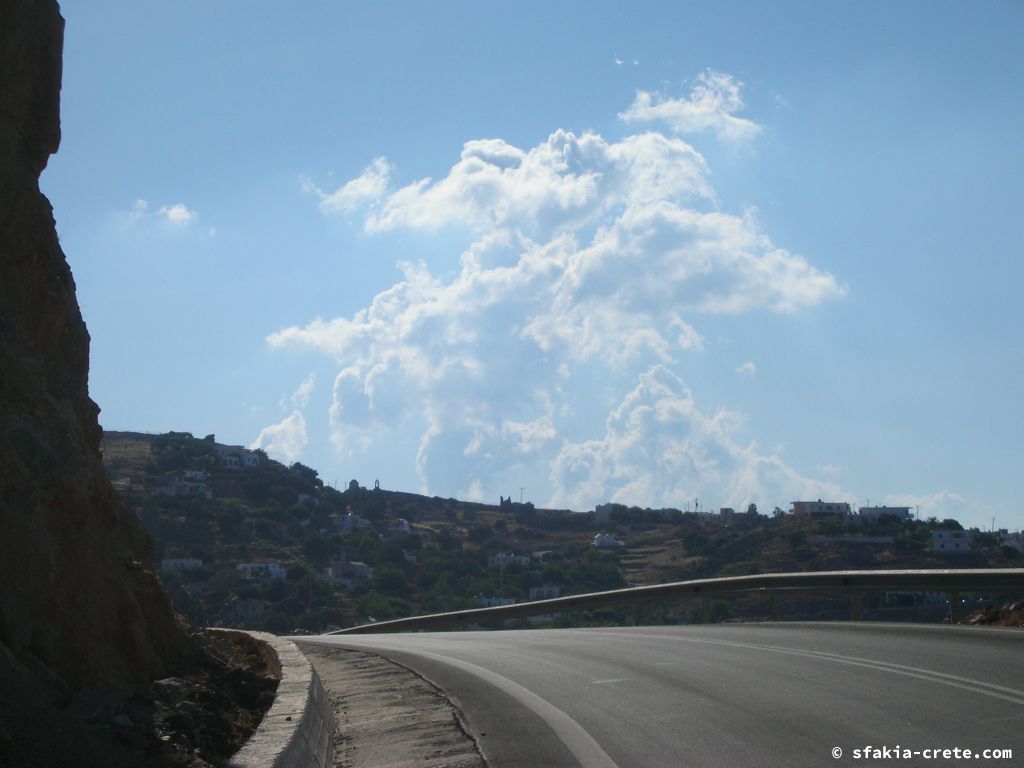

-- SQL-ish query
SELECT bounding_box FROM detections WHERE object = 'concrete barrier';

[212,629,335,768]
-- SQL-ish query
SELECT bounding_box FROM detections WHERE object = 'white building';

[790,500,852,517]
[348,562,374,581]
[998,530,1024,551]
[160,473,212,499]
[389,518,412,534]
[932,530,972,554]
[161,558,203,574]
[592,533,625,549]
[858,506,912,521]
[594,503,615,525]
[215,443,261,469]
[321,560,374,587]
[236,562,289,581]
[336,513,370,533]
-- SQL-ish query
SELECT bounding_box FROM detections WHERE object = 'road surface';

[300,623,1023,767]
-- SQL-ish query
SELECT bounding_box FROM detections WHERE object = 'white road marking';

[325,641,621,768]
[619,631,1024,706]
[591,678,628,684]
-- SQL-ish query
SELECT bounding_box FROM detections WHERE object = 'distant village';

[594,498,1023,556]
[103,432,1023,632]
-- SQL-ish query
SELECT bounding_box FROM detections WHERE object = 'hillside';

[103,431,1021,632]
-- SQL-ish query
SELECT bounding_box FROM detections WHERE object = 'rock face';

[0,0,196,705]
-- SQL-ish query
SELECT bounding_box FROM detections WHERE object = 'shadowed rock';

[0,0,197,707]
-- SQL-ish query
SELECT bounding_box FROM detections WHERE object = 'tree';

[290,462,323,488]
[303,536,336,568]
[373,566,411,597]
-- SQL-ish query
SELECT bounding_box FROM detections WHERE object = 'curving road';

[301,623,1024,767]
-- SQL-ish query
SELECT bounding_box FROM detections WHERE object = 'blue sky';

[45,1,1024,530]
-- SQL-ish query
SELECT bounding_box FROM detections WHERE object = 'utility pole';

[520,487,524,503]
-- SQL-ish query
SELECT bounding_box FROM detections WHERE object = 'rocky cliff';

[0,0,197,707]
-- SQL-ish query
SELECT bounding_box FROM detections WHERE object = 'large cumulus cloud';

[273,81,846,508]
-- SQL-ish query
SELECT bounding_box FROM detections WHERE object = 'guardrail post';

[769,591,778,622]
[948,591,961,623]
[850,590,862,621]
[575,609,582,628]
[700,594,711,624]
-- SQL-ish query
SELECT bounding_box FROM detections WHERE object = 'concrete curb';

[211,630,335,768]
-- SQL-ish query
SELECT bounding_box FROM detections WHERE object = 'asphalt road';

[300,623,1024,767]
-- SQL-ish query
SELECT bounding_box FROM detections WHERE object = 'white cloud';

[126,199,199,227]
[816,463,844,477]
[549,366,845,510]
[620,70,762,142]
[308,131,716,237]
[272,94,843,505]
[306,157,391,213]
[736,361,757,377]
[462,479,487,503]
[291,372,316,409]
[158,203,198,225]
[127,199,152,222]
[251,411,308,464]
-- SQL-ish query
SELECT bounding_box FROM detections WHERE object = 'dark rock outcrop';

[0,0,197,706]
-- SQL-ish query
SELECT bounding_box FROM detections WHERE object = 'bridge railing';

[327,568,1024,634]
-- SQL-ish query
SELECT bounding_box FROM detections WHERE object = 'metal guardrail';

[328,569,1024,634]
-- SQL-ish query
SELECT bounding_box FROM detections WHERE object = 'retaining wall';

[213,629,335,768]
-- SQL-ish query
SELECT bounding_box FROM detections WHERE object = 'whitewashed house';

[488,552,530,568]
[592,533,625,549]
[858,506,912,522]
[336,513,371,533]
[932,530,972,554]
[236,562,288,581]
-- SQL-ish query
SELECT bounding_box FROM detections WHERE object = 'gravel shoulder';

[296,642,486,768]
